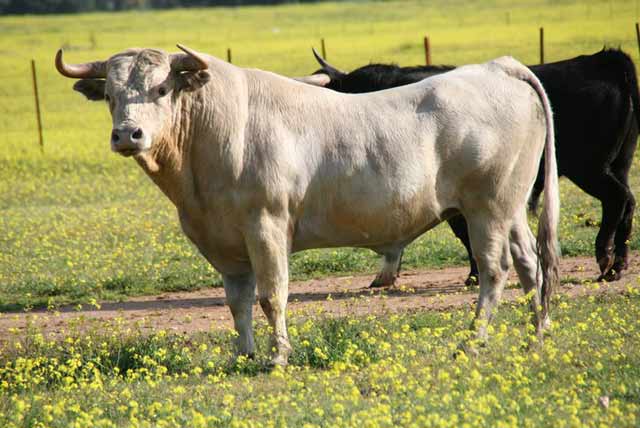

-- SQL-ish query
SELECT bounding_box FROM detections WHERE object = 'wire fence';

[11,22,640,153]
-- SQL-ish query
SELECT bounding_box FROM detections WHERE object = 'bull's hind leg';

[466,216,512,343]
[244,215,292,367]
[370,250,403,288]
[223,272,257,357]
[509,209,550,332]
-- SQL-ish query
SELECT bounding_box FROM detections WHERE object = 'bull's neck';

[132,94,203,206]
[134,69,246,208]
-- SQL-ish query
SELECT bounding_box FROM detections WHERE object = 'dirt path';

[1,253,638,337]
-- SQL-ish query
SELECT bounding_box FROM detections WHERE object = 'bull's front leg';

[244,214,292,367]
[222,272,256,358]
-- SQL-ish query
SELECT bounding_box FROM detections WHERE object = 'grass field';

[0,0,639,309]
[1,1,640,426]
[0,1,640,310]
[1,291,639,427]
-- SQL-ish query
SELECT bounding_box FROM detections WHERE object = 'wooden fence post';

[424,36,431,66]
[31,59,44,153]
[227,48,232,63]
[539,27,544,64]
[635,22,640,60]
[321,38,327,59]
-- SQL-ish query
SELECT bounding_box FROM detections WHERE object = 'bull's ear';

[73,79,106,101]
[293,73,330,87]
[177,70,211,92]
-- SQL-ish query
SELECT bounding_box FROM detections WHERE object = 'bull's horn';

[55,48,106,79]
[173,44,209,71]
[312,47,345,77]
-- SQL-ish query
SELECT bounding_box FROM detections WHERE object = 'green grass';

[1,291,639,427]
[1,0,640,309]
[2,3,639,424]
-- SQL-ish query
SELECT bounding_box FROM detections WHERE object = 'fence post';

[539,27,544,64]
[636,22,640,60]
[31,59,44,153]
[424,36,431,66]
[227,48,232,63]
[321,38,327,59]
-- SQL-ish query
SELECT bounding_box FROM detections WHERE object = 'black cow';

[302,48,640,284]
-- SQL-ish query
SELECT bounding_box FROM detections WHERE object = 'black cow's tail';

[606,48,640,129]
[622,51,640,129]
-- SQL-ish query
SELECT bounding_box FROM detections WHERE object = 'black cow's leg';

[610,195,635,279]
[396,250,404,277]
[447,215,479,286]
[609,123,639,280]
[527,165,545,213]
[595,177,629,281]
[575,172,630,281]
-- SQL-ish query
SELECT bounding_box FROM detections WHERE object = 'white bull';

[56,45,559,366]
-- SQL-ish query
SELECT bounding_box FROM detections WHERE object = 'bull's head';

[56,44,211,157]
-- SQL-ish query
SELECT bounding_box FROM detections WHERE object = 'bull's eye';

[158,87,167,97]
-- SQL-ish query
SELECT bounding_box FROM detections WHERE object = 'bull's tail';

[520,67,560,326]
[494,56,560,326]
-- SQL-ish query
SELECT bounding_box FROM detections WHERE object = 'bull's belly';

[291,202,443,253]
[290,166,450,252]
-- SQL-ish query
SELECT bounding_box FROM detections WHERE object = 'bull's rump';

[287,64,546,252]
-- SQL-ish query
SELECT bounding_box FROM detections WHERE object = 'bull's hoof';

[521,330,545,352]
[234,352,255,360]
[228,352,255,370]
[268,341,292,368]
[369,274,396,288]
[541,314,552,331]
[269,353,289,368]
[464,274,479,287]
[453,341,480,360]
[234,340,256,361]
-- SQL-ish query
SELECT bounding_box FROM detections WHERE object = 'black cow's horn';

[55,49,107,79]
[312,47,345,77]
[173,44,209,72]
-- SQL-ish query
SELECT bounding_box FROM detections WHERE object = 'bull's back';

[418,62,545,185]
[290,62,545,250]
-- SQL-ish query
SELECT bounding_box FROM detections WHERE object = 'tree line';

[1,0,325,15]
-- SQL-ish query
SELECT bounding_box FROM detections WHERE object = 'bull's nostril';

[131,128,143,140]
[111,131,120,142]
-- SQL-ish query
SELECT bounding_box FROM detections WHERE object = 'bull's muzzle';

[111,126,146,156]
